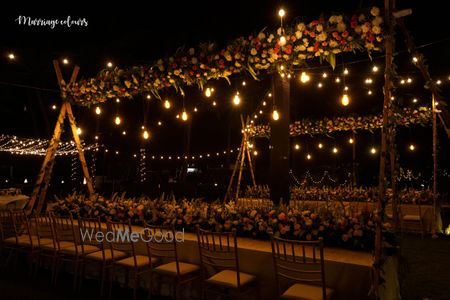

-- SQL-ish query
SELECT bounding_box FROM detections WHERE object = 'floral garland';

[247,106,432,138]
[50,192,395,251]
[62,7,383,106]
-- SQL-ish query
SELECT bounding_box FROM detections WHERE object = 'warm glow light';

[412,56,418,63]
[95,135,98,140]
[365,78,373,84]
[146,94,151,100]
[335,77,341,83]
[268,93,272,97]
[279,36,287,46]
[205,87,212,97]
[233,92,241,106]
[322,72,327,78]
[24,178,28,183]
[372,65,379,72]
[122,131,126,135]
[341,94,350,106]
[107,61,113,68]
[413,98,418,103]
[272,108,280,121]
[436,80,442,85]
[332,147,338,154]
[8,53,15,60]
[115,116,121,125]
[370,147,377,154]
[343,68,349,75]
[95,106,101,115]
[77,127,82,135]
[141,125,145,130]
[143,130,149,140]
[306,154,311,160]
[344,86,349,91]
[181,110,188,121]
[407,78,412,83]
[300,72,310,83]
[212,101,217,106]
[368,90,373,95]
[116,98,120,103]
[400,79,405,85]
[164,99,171,109]
[295,144,300,150]
[409,144,415,151]
[259,110,263,114]
[349,138,354,144]
[194,107,198,112]
[62,58,69,64]
[176,114,180,119]
[318,83,323,88]
[52,104,57,110]
[318,143,323,149]
[278,8,285,17]
[253,150,258,156]
[262,101,267,106]
[158,121,162,126]
[242,81,246,86]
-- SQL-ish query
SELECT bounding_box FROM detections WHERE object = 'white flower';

[316,32,327,42]
[296,23,306,32]
[251,48,257,55]
[370,7,380,16]
[316,24,323,32]
[189,48,195,55]
[277,27,283,35]
[372,26,381,34]
[268,34,274,43]
[302,38,309,46]
[329,40,338,48]
[295,31,303,39]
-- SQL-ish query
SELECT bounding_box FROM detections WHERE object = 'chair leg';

[133,273,139,300]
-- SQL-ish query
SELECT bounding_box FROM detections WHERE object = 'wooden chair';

[400,204,424,238]
[0,208,15,265]
[270,236,334,300]
[196,226,259,300]
[106,219,154,300]
[143,222,200,299]
[31,213,58,279]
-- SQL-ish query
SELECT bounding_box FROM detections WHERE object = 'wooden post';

[235,144,247,200]
[224,137,245,202]
[241,115,256,188]
[432,95,438,237]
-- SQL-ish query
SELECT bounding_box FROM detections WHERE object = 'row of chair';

[0,208,333,300]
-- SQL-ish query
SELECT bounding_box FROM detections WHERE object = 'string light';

[205,87,212,97]
[372,65,379,72]
[122,131,126,135]
[370,147,377,154]
[115,116,121,125]
[365,78,373,84]
[368,90,373,95]
[332,147,338,154]
[412,56,419,63]
[259,110,263,114]
[295,144,300,150]
[212,101,217,106]
[343,68,349,75]
[62,58,69,65]
[146,94,151,100]
[317,83,323,88]
[268,93,272,97]
[279,35,287,46]
[335,77,341,83]
[409,144,415,151]
[341,93,350,106]
[300,72,310,83]
[272,107,280,121]
[107,61,113,68]
[194,107,198,112]
[436,79,442,85]
[76,127,82,135]
[95,135,99,140]
[233,92,241,106]
[253,150,258,156]
[95,106,101,115]
[181,110,189,121]
[262,101,267,106]
[407,78,412,83]
[242,81,246,86]
[52,104,57,110]
[306,154,312,160]
[8,53,15,60]
[349,138,354,144]
[278,8,285,17]
[322,72,327,78]
[412,98,418,103]
[116,98,120,103]
[164,99,171,109]
[157,121,162,126]
[318,143,323,149]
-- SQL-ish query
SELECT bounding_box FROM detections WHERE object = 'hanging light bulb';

[95,106,101,115]
[212,101,217,106]
[332,147,338,154]
[300,72,310,83]
[107,61,113,68]
[372,65,379,72]
[164,99,171,109]
[318,143,323,149]
[8,53,15,60]
[306,154,312,160]
[182,110,188,121]
[279,35,287,46]
[62,58,69,64]
[278,8,285,17]
[143,130,149,140]
[349,138,354,144]
[343,68,349,75]
[409,144,415,151]
[116,98,120,103]
[205,87,212,97]
[77,127,82,135]
[370,147,377,154]
[295,144,300,150]
[233,92,241,106]
[115,116,121,125]
[322,72,328,78]
[341,93,350,106]
[272,107,280,121]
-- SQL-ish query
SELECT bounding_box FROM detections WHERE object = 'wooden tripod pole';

[241,115,256,187]
[224,137,245,202]
[235,142,247,201]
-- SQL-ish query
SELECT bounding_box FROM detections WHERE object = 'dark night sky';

[0,0,449,194]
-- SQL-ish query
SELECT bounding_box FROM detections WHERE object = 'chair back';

[52,214,77,251]
[106,219,137,263]
[78,216,104,254]
[10,209,32,245]
[33,213,56,248]
[143,222,178,270]
[271,236,327,300]
[196,226,241,285]
[0,209,14,242]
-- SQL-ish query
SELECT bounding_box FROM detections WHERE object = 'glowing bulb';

[306,154,312,160]
[413,98,418,103]
[278,8,285,17]
[233,93,241,106]
[368,90,373,95]
[343,68,349,75]
[318,83,323,88]
[143,130,149,140]
[83,178,87,185]
[24,178,28,183]
[115,116,121,125]
[176,114,180,119]
[122,131,126,135]
[268,93,272,97]
[365,78,373,84]
[412,56,418,63]
[52,105,57,110]
[146,94,151,99]
[141,125,145,130]
[295,144,300,150]
[372,65,379,72]
[253,150,258,156]
[272,109,280,121]
[344,86,349,91]
[300,72,310,83]
[107,61,113,68]
[212,101,217,106]
[322,72,328,78]
[437,80,442,85]
[182,110,188,121]
[409,144,415,151]
[332,147,338,153]
[279,36,287,46]
[164,99,171,109]
[8,53,15,60]
[349,138,354,144]
[158,121,162,126]
[259,110,263,114]
[205,87,212,97]
[341,94,350,106]
[407,78,412,83]
[95,106,101,115]
[242,81,246,86]
[77,127,82,135]
[194,107,198,112]
[116,98,120,103]
[400,79,405,85]
[371,147,377,154]
[95,135,98,140]
[335,77,341,83]
[62,58,69,64]
[318,143,323,149]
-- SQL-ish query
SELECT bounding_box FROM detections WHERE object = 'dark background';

[0,0,449,200]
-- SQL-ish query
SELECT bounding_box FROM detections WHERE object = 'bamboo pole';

[224,135,245,202]
[241,115,256,187]
[235,142,247,200]
[26,103,67,213]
